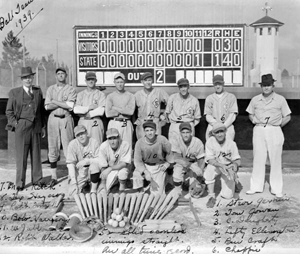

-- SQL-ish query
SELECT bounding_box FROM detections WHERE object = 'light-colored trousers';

[250,125,284,195]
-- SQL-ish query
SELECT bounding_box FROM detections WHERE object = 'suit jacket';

[5,86,45,133]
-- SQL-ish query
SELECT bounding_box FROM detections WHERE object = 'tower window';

[260,28,263,35]
[268,27,272,35]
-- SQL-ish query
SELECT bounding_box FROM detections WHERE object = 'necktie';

[29,88,33,99]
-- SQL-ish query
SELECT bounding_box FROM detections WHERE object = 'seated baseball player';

[66,125,100,197]
[97,128,132,192]
[133,121,172,194]
[172,122,206,198]
[204,122,241,208]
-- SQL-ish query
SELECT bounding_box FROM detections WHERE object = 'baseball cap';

[213,75,224,85]
[179,122,192,132]
[143,120,156,130]
[177,78,189,86]
[85,72,97,79]
[74,125,87,136]
[106,128,119,138]
[141,72,153,80]
[211,122,226,133]
[114,72,125,80]
[56,67,67,74]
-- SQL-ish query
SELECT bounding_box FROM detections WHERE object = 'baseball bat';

[149,192,166,219]
[128,193,137,222]
[79,193,90,217]
[135,193,149,223]
[118,192,126,212]
[145,193,160,219]
[154,192,173,219]
[52,194,65,207]
[73,193,86,219]
[123,193,132,217]
[139,193,154,223]
[113,193,119,213]
[131,192,144,223]
[189,197,201,227]
[108,193,114,219]
[85,193,94,216]
[97,193,103,221]
[91,193,98,218]
[144,219,177,224]
[158,193,180,219]
[102,190,108,224]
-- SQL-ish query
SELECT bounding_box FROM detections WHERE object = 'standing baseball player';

[105,73,135,148]
[204,74,238,141]
[246,74,291,198]
[96,128,132,192]
[165,78,201,147]
[134,72,169,139]
[133,121,172,194]
[66,125,100,196]
[74,72,106,144]
[45,67,77,187]
[172,122,205,198]
[204,122,241,208]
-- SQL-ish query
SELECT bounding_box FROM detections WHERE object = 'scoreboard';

[74,25,244,86]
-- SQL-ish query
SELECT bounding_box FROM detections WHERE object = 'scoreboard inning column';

[75,25,244,86]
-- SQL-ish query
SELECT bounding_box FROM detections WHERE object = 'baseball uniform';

[105,91,135,147]
[75,89,106,144]
[134,88,169,139]
[204,136,241,199]
[165,93,201,147]
[97,139,132,189]
[134,135,172,194]
[204,91,238,140]
[66,137,100,196]
[45,84,77,163]
[172,136,205,183]
[246,92,291,195]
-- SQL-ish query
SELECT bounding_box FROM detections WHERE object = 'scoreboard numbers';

[75,26,244,86]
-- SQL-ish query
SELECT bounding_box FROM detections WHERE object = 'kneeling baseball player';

[204,122,241,208]
[97,128,132,192]
[172,122,206,198]
[66,125,100,196]
[133,121,172,194]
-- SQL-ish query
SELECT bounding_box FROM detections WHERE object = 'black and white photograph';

[0,0,299,253]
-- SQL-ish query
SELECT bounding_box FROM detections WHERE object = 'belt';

[114,118,129,122]
[54,114,65,119]
[255,124,280,127]
[83,117,95,120]
[145,162,156,166]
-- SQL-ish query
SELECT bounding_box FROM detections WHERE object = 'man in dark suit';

[6,66,46,191]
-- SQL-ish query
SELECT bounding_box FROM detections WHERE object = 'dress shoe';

[49,179,58,188]
[271,192,283,198]
[16,186,24,192]
[246,190,262,195]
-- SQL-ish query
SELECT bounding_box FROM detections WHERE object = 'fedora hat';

[259,74,276,85]
[19,66,35,77]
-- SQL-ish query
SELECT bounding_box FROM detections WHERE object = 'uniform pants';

[173,162,201,183]
[206,124,235,141]
[168,122,195,147]
[204,164,235,199]
[108,120,133,148]
[47,114,74,163]
[250,126,284,194]
[15,119,43,187]
[78,117,104,144]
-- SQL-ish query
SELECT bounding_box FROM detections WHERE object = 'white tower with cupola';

[250,2,284,87]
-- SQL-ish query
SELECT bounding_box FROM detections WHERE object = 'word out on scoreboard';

[74,25,244,86]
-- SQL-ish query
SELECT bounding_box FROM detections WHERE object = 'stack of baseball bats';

[71,190,180,224]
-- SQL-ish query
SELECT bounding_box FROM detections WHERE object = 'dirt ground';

[0,159,300,254]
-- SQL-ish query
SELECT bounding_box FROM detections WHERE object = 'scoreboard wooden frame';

[73,25,245,87]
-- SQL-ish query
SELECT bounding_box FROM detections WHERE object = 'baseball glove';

[69,224,93,242]
[189,179,206,199]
